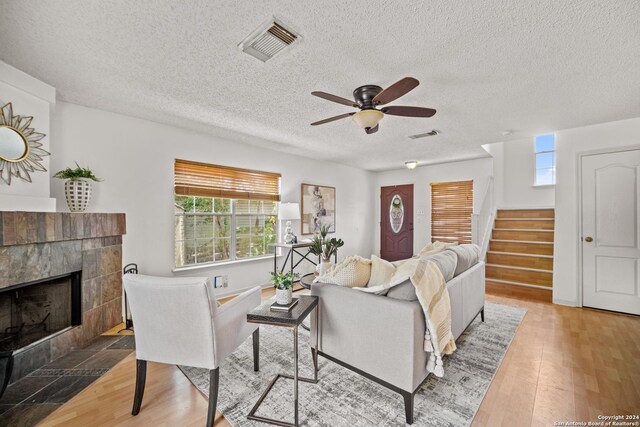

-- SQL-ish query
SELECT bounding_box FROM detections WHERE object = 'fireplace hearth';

[0,211,126,391]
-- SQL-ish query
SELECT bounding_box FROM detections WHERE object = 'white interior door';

[582,149,640,315]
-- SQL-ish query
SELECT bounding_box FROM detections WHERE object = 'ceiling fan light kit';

[310,77,437,134]
[405,161,418,170]
[352,109,384,130]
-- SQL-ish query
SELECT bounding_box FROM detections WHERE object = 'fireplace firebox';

[0,271,82,396]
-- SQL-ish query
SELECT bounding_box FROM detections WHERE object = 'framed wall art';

[301,183,335,234]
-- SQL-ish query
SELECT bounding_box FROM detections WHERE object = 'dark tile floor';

[0,335,135,427]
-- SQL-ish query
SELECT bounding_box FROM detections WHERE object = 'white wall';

[552,117,640,306]
[0,60,56,211]
[486,139,555,209]
[371,158,494,256]
[50,102,374,296]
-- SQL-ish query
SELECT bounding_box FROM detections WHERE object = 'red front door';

[380,184,414,261]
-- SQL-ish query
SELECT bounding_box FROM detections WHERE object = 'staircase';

[486,209,554,299]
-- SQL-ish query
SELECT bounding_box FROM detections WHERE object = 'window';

[174,160,280,268]
[430,180,473,244]
[535,133,555,186]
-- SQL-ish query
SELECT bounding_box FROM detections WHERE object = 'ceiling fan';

[310,77,436,134]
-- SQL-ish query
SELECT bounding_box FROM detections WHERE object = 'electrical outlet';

[222,276,228,288]
[213,276,224,288]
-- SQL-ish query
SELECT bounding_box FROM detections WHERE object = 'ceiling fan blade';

[381,106,436,117]
[310,112,355,126]
[373,77,419,105]
[365,124,379,134]
[311,91,359,107]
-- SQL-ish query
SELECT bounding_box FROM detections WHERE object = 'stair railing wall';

[472,177,496,260]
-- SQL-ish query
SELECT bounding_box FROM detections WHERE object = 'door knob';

[584,236,593,242]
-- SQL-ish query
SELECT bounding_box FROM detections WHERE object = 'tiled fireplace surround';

[0,212,126,383]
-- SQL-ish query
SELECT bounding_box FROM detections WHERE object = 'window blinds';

[174,159,281,201]
[431,180,473,244]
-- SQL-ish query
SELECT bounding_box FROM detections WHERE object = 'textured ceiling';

[1,0,639,171]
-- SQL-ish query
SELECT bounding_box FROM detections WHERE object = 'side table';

[246,295,319,427]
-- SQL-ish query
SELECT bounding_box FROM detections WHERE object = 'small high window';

[535,134,555,186]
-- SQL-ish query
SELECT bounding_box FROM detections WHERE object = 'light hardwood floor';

[39,284,640,427]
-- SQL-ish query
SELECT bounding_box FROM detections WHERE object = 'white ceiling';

[1,0,639,171]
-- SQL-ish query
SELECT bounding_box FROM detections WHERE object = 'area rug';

[179,301,526,426]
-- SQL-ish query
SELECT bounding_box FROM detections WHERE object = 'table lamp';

[278,202,300,244]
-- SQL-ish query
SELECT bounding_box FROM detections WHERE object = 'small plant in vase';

[271,271,299,305]
[309,224,344,275]
[53,162,102,212]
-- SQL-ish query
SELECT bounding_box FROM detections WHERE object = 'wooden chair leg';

[132,359,147,416]
[206,368,220,427]
[252,328,260,371]
[403,391,415,424]
[481,307,485,322]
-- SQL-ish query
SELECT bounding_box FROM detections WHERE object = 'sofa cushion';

[387,251,457,301]
[315,255,372,288]
[385,280,417,301]
[417,241,458,257]
[424,250,458,282]
[448,244,481,277]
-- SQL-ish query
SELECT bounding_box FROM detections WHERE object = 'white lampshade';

[352,109,384,129]
[278,202,300,220]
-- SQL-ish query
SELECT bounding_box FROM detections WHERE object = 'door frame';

[379,182,416,256]
[576,144,640,308]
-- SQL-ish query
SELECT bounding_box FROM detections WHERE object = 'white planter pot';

[275,288,293,305]
[319,259,333,276]
[64,179,92,212]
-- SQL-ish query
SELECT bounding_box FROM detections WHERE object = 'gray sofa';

[310,248,485,424]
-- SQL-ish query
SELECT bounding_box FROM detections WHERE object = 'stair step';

[492,229,554,242]
[495,219,554,230]
[497,208,555,219]
[490,240,554,256]
[487,252,554,270]
[486,280,553,303]
[486,265,553,287]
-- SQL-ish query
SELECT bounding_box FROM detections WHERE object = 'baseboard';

[552,298,577,307]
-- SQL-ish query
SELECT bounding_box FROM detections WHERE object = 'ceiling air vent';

[239,18,300,62]
[408,130,440,140]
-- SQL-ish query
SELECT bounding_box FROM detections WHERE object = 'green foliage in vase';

[271,271,299,290]
[53,162,102,182]
[308,227,344,261]
[323,237,344,260]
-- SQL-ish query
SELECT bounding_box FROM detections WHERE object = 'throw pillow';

[368,255,396,288]
[423,250,458,281]
[447,244,481,277]
[314,255,372,288]
[386,280,418,301]
[417,241,458,257]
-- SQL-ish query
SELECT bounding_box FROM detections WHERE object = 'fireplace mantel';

[0,211,126,384]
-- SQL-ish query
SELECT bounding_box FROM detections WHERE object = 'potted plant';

[53,162,102,212]
[271,271,299,305]
[309,224,344,275]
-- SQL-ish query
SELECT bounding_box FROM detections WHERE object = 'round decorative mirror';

[0,126,29,162]
[0,102,49,185]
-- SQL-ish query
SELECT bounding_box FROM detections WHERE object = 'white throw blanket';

[410,259,456,377]
[355,258,456,377]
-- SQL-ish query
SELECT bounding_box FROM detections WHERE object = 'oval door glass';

[0,127,28,161]
[389,194,404,233]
